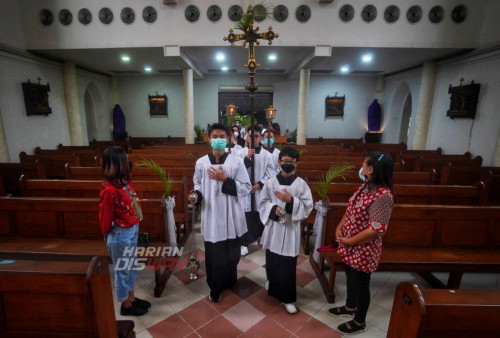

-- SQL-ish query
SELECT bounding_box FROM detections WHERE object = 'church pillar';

[492,130,500,166]
[183,68,195,144]
[0,112,10,162]
[63,61,83,145]
[375,76,385,104]
[412,61,437,150]
[297,68,310,145]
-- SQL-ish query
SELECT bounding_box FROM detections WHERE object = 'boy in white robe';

[259,147,313,314]
[189,123,252,302]
[237,126,275,255]
[262,130,281,176]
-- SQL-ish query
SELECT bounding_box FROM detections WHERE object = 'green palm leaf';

[136,159,174,197]
[314,164,355,202]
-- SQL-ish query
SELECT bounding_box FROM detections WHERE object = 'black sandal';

[337,320,366,335]
[328,306,355,317]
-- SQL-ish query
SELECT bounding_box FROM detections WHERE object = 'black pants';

[265,249,297,304]
[344,263,371,323]
[241,211,264,246]
[204,238,240,295]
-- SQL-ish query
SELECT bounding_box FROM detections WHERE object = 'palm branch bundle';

[135,159,174,197]
[315,164,355,202]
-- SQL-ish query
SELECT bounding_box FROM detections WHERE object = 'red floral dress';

[337,184,394,273]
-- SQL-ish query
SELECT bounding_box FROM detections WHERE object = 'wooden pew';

[88,140,132,152]
[301,182,487,254]
[387,282,500,338]
[0,196,175,297]
[299,169,436,185]
[0,255,135,338]
[305,137,364,146]
[310,203,500,302]
[34,146,100,167]
[20,151,81,178]
[19,177,191,244]
[0,160,46,196]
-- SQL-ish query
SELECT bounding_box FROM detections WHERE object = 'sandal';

[337,320,366,335]
[328,306,355,317]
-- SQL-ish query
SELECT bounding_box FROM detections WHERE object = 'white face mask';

[233,131,239,137]
[358,167,366,182]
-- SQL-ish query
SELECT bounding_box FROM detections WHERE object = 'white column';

[297,68,310,145]
[412,61,437,150]
[374,76,385,104]
[183,68,195,144]
[63,62,83,145]
[492,130,500,166]
[0,112,10,162]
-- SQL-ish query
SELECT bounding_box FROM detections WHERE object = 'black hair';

[247,125,263,135]
[279,147,300,162]
[208,123,228,137]
[365,152,393,191]
[102,146,130,185]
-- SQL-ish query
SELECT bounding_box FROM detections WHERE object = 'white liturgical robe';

[194,153,251,243]
[259,175,313,257]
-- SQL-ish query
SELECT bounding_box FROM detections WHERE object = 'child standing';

[99,146,151,316]
[259,147,313,314]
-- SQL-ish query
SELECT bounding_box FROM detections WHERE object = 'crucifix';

[223,4,279,213]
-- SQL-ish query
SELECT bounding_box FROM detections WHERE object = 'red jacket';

[99,180,140,235]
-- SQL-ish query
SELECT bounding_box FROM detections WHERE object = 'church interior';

[0,0,500,337]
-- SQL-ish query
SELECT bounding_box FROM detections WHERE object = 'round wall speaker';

[295,5,311,23]
[361,5,377,23]
[273,5,288,22]
[59,9,73,26]
[207,5,222,22]
[228,5,242,22]
[78,8,92,25]
[384,5,400,23]
[185,5,200,23]
[429,6,444,24]
[339,4,354,22]
[142,6,157,23]
[407,5,422,24]
[99,7,113,25]
[121,7,135,24]
[39,9,54,26]
[451,5,467,23]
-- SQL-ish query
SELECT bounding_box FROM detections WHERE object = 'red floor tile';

[203,289,242,313]
[196,315,242,338]
[297,255,307,265]
[245,289,281,315]
[267,306,312,333]
[296,268,315,287]
[295,317,342,338]
[230,276,262,299]
[148,314,194,338]
[237,257,260,275]
[178,299,220,330]
[222,300,265,332]
[245,316,295,338]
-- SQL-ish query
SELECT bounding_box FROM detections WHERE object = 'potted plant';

[312,164,354,262]
[136,159,177,245]
[194,125,203,143]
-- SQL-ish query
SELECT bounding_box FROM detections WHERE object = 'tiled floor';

[112,224,500,337]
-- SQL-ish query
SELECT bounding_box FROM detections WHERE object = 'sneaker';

[328,306,355,318]
[265,280,269,291]
[208,291,221,303]
[250,240,258,246]
[283,303,297,314]
[240,246,249,256]
[132,297,151,309]
[337,320,366,334]
[120,305,147,316]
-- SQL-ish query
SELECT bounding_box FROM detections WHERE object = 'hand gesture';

[336,236,352,246]
[246,148,255,158]
[188,191,198,205]
[274,189,292,203]
[251,183,260,193]
[335,227,343,239]
[208,166,227,182]
[275,206,284,216]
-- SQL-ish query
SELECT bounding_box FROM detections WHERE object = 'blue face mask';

[262,138,274,147]
[358,167,366,182]
[211,138,227,151]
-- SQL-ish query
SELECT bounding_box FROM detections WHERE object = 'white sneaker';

[240,246,249,256]
[250,240,258,246]
[265,280,269,291]
[283,303,297,314]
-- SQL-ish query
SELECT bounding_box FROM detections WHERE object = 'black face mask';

[281,163,295,173]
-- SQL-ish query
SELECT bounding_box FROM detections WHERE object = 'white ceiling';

[33,45,469,78]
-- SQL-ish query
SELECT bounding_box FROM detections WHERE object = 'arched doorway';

[399,93,412,144]
[83,82,104,142]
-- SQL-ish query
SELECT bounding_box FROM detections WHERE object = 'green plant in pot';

[136,159,177,245]
[194,125,203,143]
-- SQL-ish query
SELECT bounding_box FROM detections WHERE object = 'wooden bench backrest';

[0,255,118,337]
[299,169,436,185]
[308,182,486,205]
[19,152,81,178]
[415,156,482,174]
[0,196,168,242]
[388,282,500,338]
[0,161,46,195]
[322,202,500,251]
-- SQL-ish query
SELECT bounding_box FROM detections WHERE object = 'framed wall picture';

[21,80,52,116]
[447,80,480,119]
[148,94,168,116]
[325,94,345,117]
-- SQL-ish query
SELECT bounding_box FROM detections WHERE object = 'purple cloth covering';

[113,104,126,134]
[367,99,381,132]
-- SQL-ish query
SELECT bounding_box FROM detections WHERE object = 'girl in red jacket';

[99,146,151,316]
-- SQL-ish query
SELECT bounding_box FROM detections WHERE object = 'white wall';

[427,49,500,165]
[383,69,422,146]
[11,0,489,50]
[0,48,111,161]
[307,75,378,139]
[0,0,25,50]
